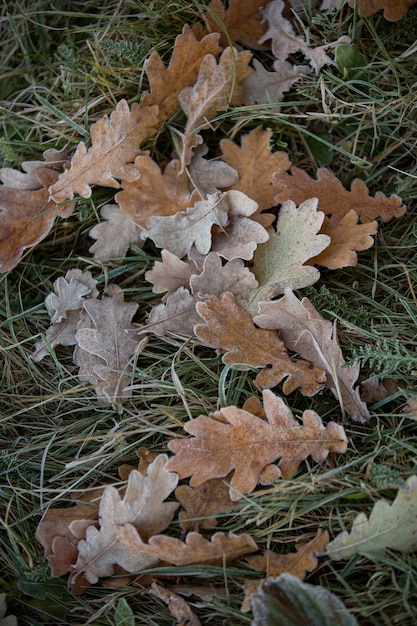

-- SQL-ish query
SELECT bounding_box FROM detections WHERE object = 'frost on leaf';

[242,529,329,611]
[189,144,239,195]
[246,198,330,315]
[347,0,417,21]
[89,204,144,259]
[167,388,347,501]
[176,474,236,533]
[254,288,370,422]
[140,24,221,124]
[116,156,200,229]
[327,475,417,560]
[74,284,144,409]
[195,292,326,395]
[145,250,197,302]
[0,147,73,273]
[32,269,98,362]
[49,100,159,203]
[273,166,406,223]
[243,59,309,108]
[150,584,202,626]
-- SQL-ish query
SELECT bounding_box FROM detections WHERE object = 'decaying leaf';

[254,288,370,422]
[189,144,239,195]
[116,156,200,229]
[74,284,145,409]
[141,24,222,124]
[150,584,202,626]
[145,287,199,338]
[195,292,326,395]
[190,253,258,301]
[176,474,235,532]
[327,475,417,560]
[49,100,159,203]
[145,250,198,301]
[246,198,330,315]
[273,166,406,223]
[250,573,359,626]
[167,389,347,501]
[0,147,73,273]
[348,0,417,21]
[89,204,144,259]
[243,59,309,108]
[242,529,329,611]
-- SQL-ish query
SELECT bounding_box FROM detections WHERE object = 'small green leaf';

[335,45,366,78]
[250,573,358,626]
[114,598,135,626]
[306,133,333,165]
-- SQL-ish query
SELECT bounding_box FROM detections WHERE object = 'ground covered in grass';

[1,1,417,624]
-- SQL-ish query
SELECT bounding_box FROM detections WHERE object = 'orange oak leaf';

[0,147,73,272]
[273,166,406,223]
[175,474,235,532]
[195,292,326,395]
[310,211,378,269]
[167,389,347,501]
[150,584,202,626]
[242,529,329,611]
[49,100,159,203]
[140,24,222,124]
[243,59,309,108]
[254,288,370,422]
[348,0,417,20]
[89,204,144,259]
[220,126,290,225]
[200,0,273,49]
[116,156,200,229]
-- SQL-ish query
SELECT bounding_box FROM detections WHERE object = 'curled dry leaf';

[273,166,406,223]
[0,147,73,273]
[49,100,159,203]
[347,0,417,21]
[254,288,370,422]
[167,388,347,501]
[242,529,329,611]
[195,292,326,395]
[243,58,309,108]
[89,204,144,259]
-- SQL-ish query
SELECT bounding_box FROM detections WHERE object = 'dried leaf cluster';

[0,0,411,620]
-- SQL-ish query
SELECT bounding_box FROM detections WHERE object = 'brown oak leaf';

[242,529,329,611]
[195,292,326,395]
[254,288,370,422]
[89,204,144,259]
[167,389,347,500]
[273,166,406,223]
[145,287,199,338]
[0,147,73,272]
[150,584,202,626]
[74,284,145,409]
[141,24,222,124]
[310,211,378,269]
[348,0,417,20]
[145,250,197,302]
[200,0,273,49]
[116,156,200,229]
[243,59,309,108]
[176,474,235,532]
[188,144,239,195]
[49,100,159,203]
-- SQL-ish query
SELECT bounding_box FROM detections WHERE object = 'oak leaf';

[145,287,199,338]
[242,529,329,611]
[246,198,330,315]
[347,0,417,20]
[175,474,235,532]
[89,204,144,259]
[150,584,201,626]
[310,211,378,269]
[327,475,417,560]
[0,147,73,272]
[49,100,159,203]
[140,24,222,124]
[190,253,258,301]
[116,156,200,229]
[273,166,406,223]
[188,144,239,195]
[200,0,273,49]
[195,292,326,395]
[145,250,197,302]
[74,284,145,409]
[243,59,309,108]
[167,389,347,501]
[254,288,370,422]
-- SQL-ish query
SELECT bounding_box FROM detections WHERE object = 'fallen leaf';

[116,156,200,229]
[141,24,222,124]
[327,475,417,560]
[188,144,239,195]
[195,292,326,395]
[273,166,406,223]
[74,284,145,409]
[254,288,370,422]
[200,0,273,49]
[242,529,329,611]
[310,211,378,269]
[246,198,330,315]
[347,0,417,20]
[89,204,144,259]
[250,573,359,626]
[190,253,259,301]
[49,100,159,203]
[0,147,73,272]
[150,584,201,626]
[145,287,199,338]
[145,250,197,302]
[243,59,309,107]
[167,388,347,500]
[175,474,235,532]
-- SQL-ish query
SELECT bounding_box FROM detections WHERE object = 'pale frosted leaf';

[191,253,258,302]
[32,310,81,361]
[89,204,144,259]
[189,144,239,195]
[46,277,91,324]
[176,475,235,532]
[145,250,197,301]
[243,59,308,107]
[145,287,199,337]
